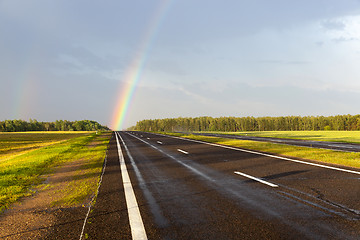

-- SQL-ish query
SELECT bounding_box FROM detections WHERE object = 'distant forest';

[133,115,360,132]
[0,119,110,132]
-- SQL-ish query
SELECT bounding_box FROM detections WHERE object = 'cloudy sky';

[1,0,360,129]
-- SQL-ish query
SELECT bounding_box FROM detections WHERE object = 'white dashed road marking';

[234,171,279,188]
[177,149,189,155]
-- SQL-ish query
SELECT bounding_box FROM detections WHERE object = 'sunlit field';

[200,131,360,144]
[0,131,89,161]
[0,131,111,213]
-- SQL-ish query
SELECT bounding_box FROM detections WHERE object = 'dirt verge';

[0,157,93,239]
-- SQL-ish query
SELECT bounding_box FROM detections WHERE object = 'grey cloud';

[321,20,346,30]
[258,60,310,65]
[315,41,325,46]
[211,82,360,116]
[55,46,124,74]
[0,9,126,76]
[163,0,360,45]
[332,37,360,43]
[147,59,188,76]
[33,71,117,125]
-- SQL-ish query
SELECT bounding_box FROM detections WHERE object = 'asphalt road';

[190,132,360,152]
[83,131,360,239]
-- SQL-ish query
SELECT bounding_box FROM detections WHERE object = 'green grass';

[163,132,360,169]
[198,131,360,144]
[0,131,89,161]
[0,132,111,212]
[50,133,111,207]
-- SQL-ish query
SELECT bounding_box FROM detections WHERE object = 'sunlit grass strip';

[50,133,111,207]
[0,140,69,162]
[199,131,360,144]
[0,132,88,157]
[163,132,360,169]
[0,132,110,213]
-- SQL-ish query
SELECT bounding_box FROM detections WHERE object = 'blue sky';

[1,0,360,129]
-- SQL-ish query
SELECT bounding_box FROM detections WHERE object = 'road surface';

[83,131,360,239]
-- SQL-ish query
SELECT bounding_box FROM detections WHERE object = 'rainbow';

[12,54,40,120]
[110,0,172,130]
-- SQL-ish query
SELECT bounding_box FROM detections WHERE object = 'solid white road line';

[177,149,189,155]
[115,133,147,240]
[157,141,163,144]
[234,171,279,188]
[154,133,360,176]
[79,154,108,240]
[118,133,168,227]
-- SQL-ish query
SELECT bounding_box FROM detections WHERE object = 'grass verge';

[49,132,111,207]
[0,132,111,213]
[198,130,360,144]
[162,132,360,169]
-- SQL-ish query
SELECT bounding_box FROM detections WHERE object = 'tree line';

[0,119,110,132]
[133,115,360,132]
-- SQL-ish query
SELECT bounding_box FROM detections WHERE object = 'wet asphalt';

[79,131,360,239]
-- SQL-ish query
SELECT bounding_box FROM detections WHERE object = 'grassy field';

[0,131,89,162]
[198,131,360,144]
[0,131,111,213]
[164,132,360,169]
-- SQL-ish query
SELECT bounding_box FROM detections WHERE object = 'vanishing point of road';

[81,131,360,239]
